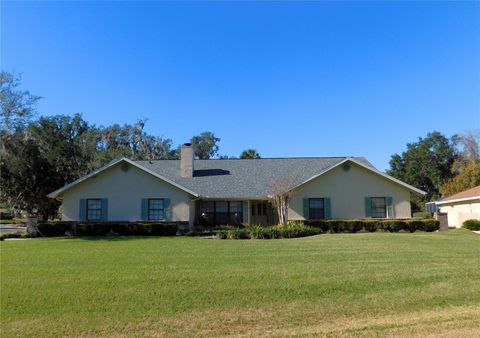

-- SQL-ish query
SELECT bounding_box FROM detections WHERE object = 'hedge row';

[0,232,33,241]
[216,223,321,239]
[36,222,180,237]
[463,219,480,231]
[304,219,439,233]
[215,219,440,240]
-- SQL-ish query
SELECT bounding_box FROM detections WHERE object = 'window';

[200,201,243,226]
[309,198,325,219]
[371,197,386,218]
[148,199,164,220]
[87,199,102,221]
[215,201,229,225]
[201,201,215,225]
[229,201,243,225]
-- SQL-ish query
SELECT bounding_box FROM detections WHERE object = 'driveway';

[0,224,26,235]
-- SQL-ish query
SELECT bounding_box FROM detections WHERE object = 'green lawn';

[1,230,479,337]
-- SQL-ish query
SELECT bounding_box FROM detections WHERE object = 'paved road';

[0,224,26,235]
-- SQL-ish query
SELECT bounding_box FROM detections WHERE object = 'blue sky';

[2,1,479,170]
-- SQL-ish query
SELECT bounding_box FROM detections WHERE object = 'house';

[432,186,480,228]
[47,143,425,226]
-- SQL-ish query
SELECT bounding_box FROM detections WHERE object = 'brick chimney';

[180,143,194,177]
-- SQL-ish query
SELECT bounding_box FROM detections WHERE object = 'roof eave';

[290,157,426,196]
[47,157,199,198]
[436,196,480,205]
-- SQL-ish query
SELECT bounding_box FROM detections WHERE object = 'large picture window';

[87,199,102,221]
[309,198,325,219]
[229,201,243,224]
[371,197,386,218]
[148,199,165,220]
[200,201,243,226]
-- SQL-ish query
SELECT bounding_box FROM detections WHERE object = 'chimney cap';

[182,143,192,147]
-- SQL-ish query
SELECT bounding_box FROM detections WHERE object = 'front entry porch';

[195,200,277,227]
[249,201,277,226]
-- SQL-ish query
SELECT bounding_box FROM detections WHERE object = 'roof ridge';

[135,156,363,162]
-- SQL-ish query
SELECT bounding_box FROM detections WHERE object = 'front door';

[250,202,276,226]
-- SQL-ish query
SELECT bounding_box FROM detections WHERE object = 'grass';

[1,230,479,337]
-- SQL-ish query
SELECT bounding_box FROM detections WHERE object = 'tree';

[267,178,296,225]
[441,161,480,196]
[0,114,98,220]
[0,72,41,131]
[191,131,220,159]
[388,131,457,211]
[451,131,480,164]
[93,120,177,167]
[240,149,261,159]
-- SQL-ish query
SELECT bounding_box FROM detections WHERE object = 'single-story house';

[47,144,425,226]
[432,186,480,228]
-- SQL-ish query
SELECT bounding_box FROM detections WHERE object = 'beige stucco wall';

[438,200,480,228]
[289,162,413,220]
[59,162,194,223]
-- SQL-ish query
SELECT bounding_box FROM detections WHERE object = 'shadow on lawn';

[68,235,178,241]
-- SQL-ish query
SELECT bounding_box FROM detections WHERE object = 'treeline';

[1,71,479,218]
[0,72,260,219]
[387,131,479,211]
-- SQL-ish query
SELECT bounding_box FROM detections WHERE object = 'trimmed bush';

[216,222,320,240]
[463,219,480,231]
[276,222,321,238]
[305,219,439,233]
[0,232,32,241]
[36,222,180,237]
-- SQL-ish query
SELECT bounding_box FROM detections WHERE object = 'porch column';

[247,200,251,224]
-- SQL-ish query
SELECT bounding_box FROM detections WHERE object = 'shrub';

[226,228,250,239]
[305,219,439,233]
[278,222,321,238]
[262,227,282,239]
[215,230,228,239]
[421,219,440,232]
[245,224,265,239]
[216,222,320,240]
[463,219,480,231]
[0,232,32,241]
[36,222,180,237]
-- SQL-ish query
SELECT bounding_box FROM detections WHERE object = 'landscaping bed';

[216,219,439,240]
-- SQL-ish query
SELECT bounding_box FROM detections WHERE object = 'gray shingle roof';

[135,157,376,199]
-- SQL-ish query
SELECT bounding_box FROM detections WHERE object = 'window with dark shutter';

[148,199,165,220]
[370,197,387,218]
[86,199,102,221]
[309,198,325,220]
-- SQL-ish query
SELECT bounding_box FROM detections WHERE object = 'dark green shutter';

[242,201,248,224]
[324,198,331,219]
[141,199,148,221]
[79,199,86,221]
[164,198,172,221]
[303,198,309,220]
[101,199,108,221]
[386,197,394,219]
[364,197,372,218]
